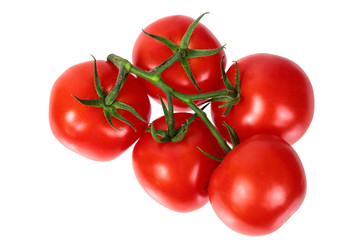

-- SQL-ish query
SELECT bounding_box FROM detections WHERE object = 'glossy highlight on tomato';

[211,53,314,145]
[209,134,306,236]
[132,113,225,212]
[49,60,151,161]
[132,15,226,110]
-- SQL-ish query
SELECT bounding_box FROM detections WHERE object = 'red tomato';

[208,134,306,236]
[49,60,151,161]
[132,15,226,110]
[211,53,314,145]
[132,113,225,212]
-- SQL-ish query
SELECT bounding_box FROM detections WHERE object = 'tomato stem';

[107,53,232,153]
[105,62,128,106]
[186,101,231,153]
[165,91,176,138]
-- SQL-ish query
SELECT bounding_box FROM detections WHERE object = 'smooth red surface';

[49,60,151,161]
[132,15,226,110]
[211,53,314,144]
[132,113,225,212]
[209,134,306,236]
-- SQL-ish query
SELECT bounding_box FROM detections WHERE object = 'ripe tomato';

[211,53,314,145]
[132,113,225,212]
[208,134,306,236]
[49,60,151,161]
[132,15,226,110]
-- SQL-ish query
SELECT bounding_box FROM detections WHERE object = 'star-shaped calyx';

[216,56,241,116]
[72,56,148,131]
[142,12,225,93]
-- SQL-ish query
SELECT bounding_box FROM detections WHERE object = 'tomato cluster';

[49,13,314,236]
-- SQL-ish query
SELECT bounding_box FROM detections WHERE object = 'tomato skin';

[132,113,225,212]
[49,60,151,161]
[132,15,226,110]
[211,53,314,145]
[208,134,306,236]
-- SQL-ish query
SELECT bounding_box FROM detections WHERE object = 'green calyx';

[210,56,241,116]
[147,97,207,143]
[148,112,199,143]
[72,56,148,131]
[223,122,240,148]
[142,12,225,93]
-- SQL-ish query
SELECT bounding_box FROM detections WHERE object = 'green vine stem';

[164,91,176,138]
[186,101,231,153]
[107,53,232,153]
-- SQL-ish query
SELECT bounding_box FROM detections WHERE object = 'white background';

[1,0,359,239]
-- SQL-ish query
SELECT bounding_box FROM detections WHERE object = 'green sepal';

[197,147,224,162]
[180,12,209,49]
[223,122,240,148]
[221,105,234,117]
[112,100,148,123]
[149,54,176,73]
[110,108,136,131]
[150,123,169,143]
[180,57,202,93]
[91,55,107,99]
[150,123,162,143]
[219,97,241,116]
[72,95,105,108]
[186,45,225,59]
[103,108,122,131]
[142,29,178,52]
[220,55,234,91]
[104,107,137,131]
[179,12,210,93]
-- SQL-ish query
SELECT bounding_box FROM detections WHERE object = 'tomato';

[211,53,314,145]
[49,60,151,161]
[208,134,306,236]
[132,113,225,212]
[132,15,226,110]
